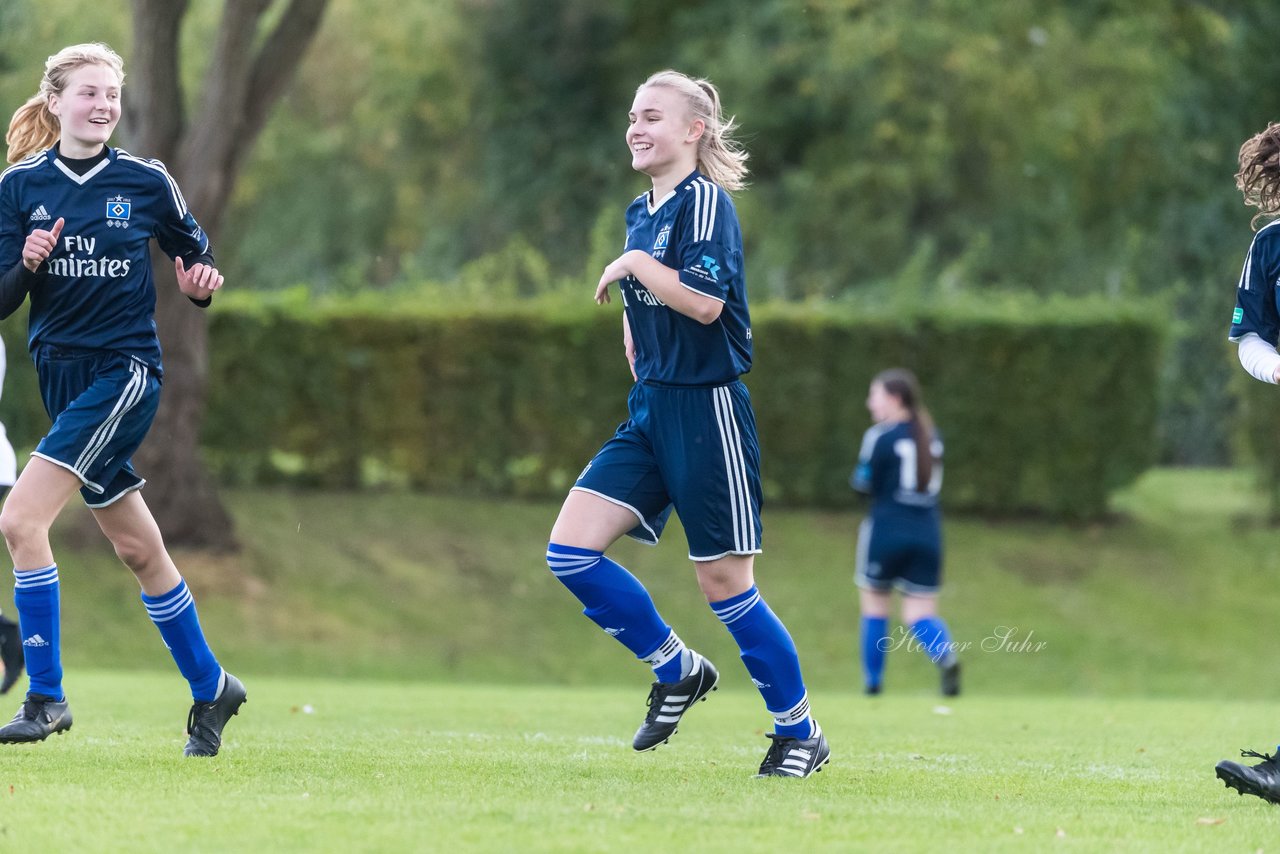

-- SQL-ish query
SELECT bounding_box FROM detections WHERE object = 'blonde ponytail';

[5,95,61,164]
[639,70,749,192]
[5,43,125,164]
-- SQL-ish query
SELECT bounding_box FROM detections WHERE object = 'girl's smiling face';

[626,84,702,181]
[49,62,121,157]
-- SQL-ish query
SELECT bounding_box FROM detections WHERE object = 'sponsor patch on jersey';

[699,254,721,281]
[105,195,132,221]
[1233,307,1244,324]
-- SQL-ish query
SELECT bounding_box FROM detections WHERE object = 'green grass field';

[0,673,1274,851]
[1,468,1279,851]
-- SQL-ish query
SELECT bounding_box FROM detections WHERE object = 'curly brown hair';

[1236,122,1280,229]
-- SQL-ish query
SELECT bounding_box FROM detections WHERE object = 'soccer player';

[0,610,19,695]
[0,336,23,695]
[1217,120,1280,804]
[851,369,959,697]
[546,70,829,778]
[0,43,245,755]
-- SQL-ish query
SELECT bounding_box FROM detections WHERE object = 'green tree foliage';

[220,0,1279,303]
[6,0,1280,464]
[0,1,130,112]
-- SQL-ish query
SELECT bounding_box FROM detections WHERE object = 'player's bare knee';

[901,595,938,625]
[0,505,48,553]
[110,533,155,575]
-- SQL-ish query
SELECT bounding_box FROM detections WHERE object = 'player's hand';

[595,253,631,304]
[22,217,63,272]
[175,257,224,300]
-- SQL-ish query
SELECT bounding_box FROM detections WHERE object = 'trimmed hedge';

[746,302,1162,517]
[0,296,1163,519]
[1233,354,1280,520]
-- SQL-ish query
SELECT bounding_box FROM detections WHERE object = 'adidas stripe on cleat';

[1216,749,1280,805]
[632,652,719,751]
[755,725,831,778]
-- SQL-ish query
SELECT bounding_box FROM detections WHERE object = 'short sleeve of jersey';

[1230,225,1280,345]
[672,179,740,302]
[0,165,28,273]
[851,426,880,492]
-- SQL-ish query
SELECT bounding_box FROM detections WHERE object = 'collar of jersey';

[646,169,703,216]
[50,145,113,186]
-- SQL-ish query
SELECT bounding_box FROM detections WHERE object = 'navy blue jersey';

[851,421,943,517]
[1229,219,1280,344]
[619,170,750,386]
[0,146,209,373]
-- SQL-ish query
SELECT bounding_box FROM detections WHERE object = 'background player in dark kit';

[852,368,960,697]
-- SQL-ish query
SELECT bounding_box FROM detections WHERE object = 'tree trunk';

[123,0,329,549]
[134,247,235,549]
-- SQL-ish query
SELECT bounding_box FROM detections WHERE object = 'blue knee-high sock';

[861,615,889,690]
[141,579,222,702]
[910,616,957,667]
[546,543,686,681]
[13,565,61,699]
[711,586,815,738]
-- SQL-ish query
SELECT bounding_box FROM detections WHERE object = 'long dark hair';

[1236,122,1280,230]
[874,368,936,492]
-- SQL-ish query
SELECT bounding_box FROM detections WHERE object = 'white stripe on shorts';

[74,359,147,477]
[712,386,755,553]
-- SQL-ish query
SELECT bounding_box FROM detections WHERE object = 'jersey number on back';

[893,438,943,496]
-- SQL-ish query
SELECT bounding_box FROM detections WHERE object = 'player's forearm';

[0,262,36,320]
[1237,332,1280,384]
[621,251,724,324]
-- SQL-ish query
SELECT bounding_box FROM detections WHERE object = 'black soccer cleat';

[755,724,831,778]
[184,672,247,757]
[941,661,961,697]
[0,693,72,743]
[0,616,24,695]
[632,653,719,751]
[1216,749,1280,805]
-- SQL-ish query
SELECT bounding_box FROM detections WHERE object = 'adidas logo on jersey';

[22,634,49,648]
[28,205,51,222]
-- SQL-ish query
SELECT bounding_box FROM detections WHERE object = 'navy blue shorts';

[33,346,160,508]
[855,514,943,595]
[573,380,762,561]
